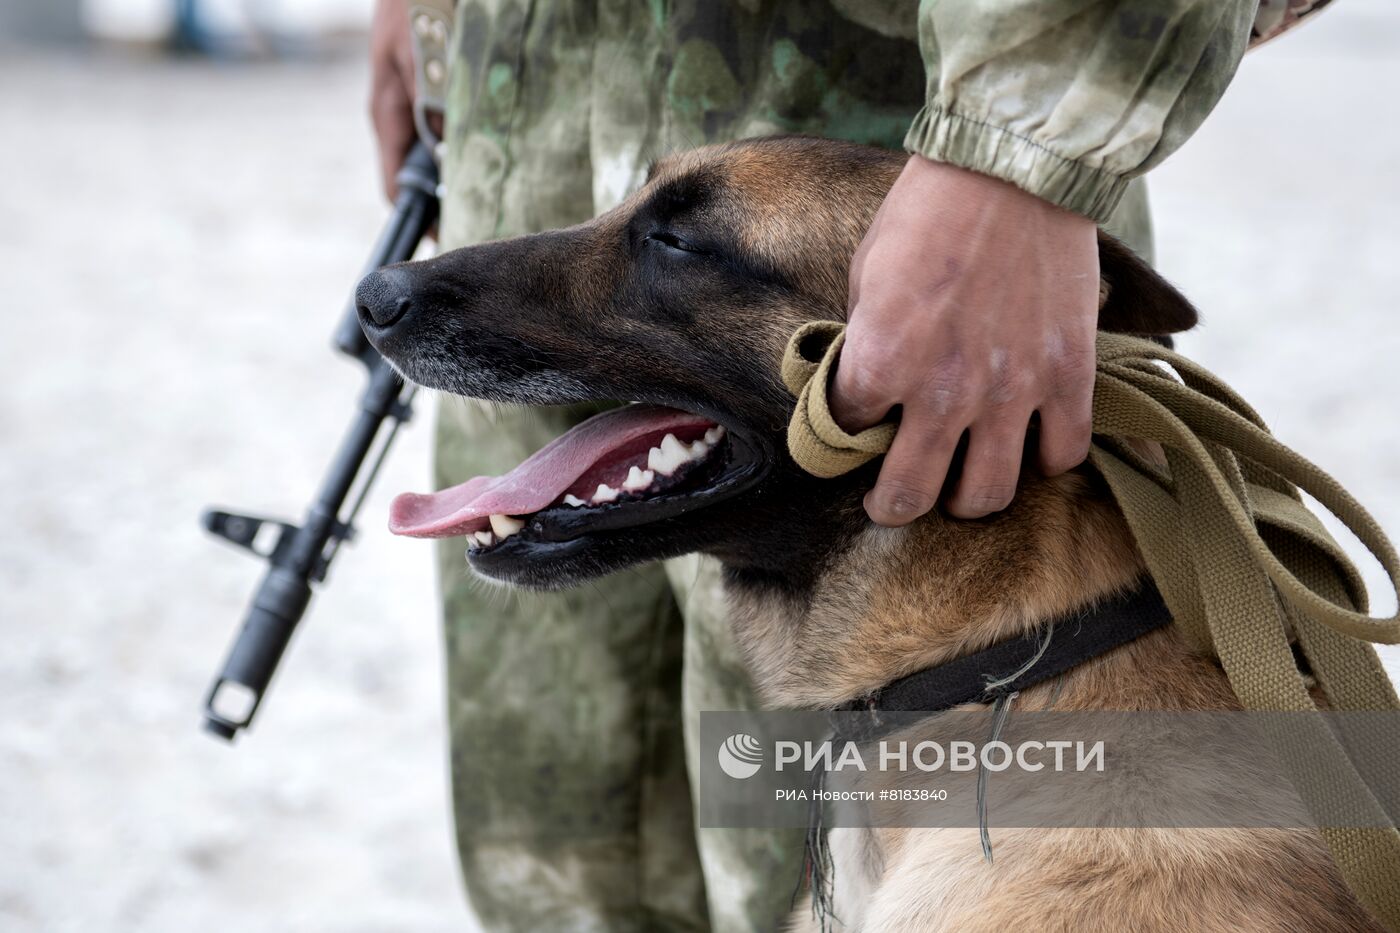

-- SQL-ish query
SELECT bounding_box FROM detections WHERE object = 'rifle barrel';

[203,143,439,741]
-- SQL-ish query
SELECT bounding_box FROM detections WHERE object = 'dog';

[355,136,1381,932]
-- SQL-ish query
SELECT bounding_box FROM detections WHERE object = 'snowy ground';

[0,42,461,933]
[1,5,1398,931]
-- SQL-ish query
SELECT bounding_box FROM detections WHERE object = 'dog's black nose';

[356,267,416,330]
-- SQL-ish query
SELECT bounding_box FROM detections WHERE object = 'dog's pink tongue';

[389,404,712,538]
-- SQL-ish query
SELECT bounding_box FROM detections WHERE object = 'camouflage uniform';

[432,2,1329,930]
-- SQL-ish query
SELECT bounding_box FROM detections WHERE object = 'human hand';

[832,155,1100,526]
[369,0,419,201]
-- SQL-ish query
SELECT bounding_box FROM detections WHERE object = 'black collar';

[804,579,1174,925]
[834,578,1172,721]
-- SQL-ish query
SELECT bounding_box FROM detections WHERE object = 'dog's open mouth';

[389,403,765,564]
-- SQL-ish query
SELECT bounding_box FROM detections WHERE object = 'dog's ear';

[1096,233,1198,336]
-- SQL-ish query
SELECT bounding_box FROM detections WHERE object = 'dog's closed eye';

[645,231,704,254]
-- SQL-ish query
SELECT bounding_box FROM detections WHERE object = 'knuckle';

[874,477,936,522]
[837,343,900,405]
[848,331,902,373]
[985,363,1036,409]
[918,359,973,417]
[1046,343,1095,398]
[953,483,1017,517]
[921,382,965,418]
[835,364,890,412]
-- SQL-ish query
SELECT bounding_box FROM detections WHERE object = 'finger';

[1036,350,1095,476]
[371,78,416,200]
[395,43,418,101]
[946,411,1032,519]
[846,206,887,312]
[865,413,963,527]
[829,334,898,432]
[1036,395,1093,477]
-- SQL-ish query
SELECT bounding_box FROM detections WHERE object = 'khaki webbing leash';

[782,321,1400,930]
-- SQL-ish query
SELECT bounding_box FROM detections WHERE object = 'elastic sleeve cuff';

[904,103,1132,224]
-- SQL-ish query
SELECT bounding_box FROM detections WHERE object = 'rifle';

[200,142,439,741]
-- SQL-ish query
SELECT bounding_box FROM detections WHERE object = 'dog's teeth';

[704,426,725,445]
[469,530,495,548]
[592,483,620,503]
[488,514,524,539]
[689,440,708,459]
[661,433,688,459]
[623,466,655,492]
[563,494,587,507]
[648,433,688,475]
[646,445,668,475]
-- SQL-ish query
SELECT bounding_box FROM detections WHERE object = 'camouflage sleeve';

[904,0,1259,222]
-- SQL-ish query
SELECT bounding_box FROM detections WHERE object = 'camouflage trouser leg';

[668,555,807,932]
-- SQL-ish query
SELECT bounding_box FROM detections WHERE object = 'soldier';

[368,2,1334,930]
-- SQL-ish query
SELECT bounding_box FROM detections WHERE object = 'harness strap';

[407,1,454,154]
[781,321,1400,930]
